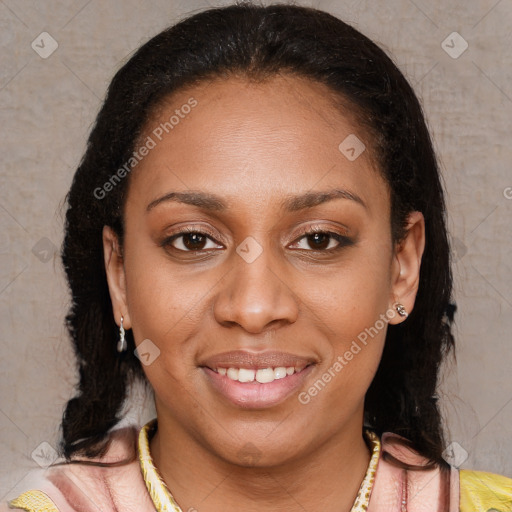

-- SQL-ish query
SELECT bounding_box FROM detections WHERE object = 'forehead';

[127,74,388,215]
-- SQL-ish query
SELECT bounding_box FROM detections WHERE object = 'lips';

[200,350,315,370]
[199,350,316,409]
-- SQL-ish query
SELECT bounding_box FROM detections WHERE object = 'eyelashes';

[288,226,354,252]
[162,227,222,252]
[160,224,354,254]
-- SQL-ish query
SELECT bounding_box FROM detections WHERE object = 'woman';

[4,3,511,511]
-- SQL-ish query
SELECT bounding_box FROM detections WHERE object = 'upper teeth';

[217,366,300,383]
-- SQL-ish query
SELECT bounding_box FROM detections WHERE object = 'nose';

[213,242,299,334]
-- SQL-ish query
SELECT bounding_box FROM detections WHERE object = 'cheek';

[124,258,202,409]
[309,242,392,396]
[122,242,216,386]
[123,233,201,333]
[302,306,388,423]
[316,241,392,335]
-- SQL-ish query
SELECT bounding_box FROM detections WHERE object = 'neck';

[149,413,372,512]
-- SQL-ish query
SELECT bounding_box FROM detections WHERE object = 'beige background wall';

[1,0,511,499]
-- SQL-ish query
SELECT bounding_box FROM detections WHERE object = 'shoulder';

[378,432,512,511]
[459,468,512,512]
[2,424,153,512]
[369,431,460,511]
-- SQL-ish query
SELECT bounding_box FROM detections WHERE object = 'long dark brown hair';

[60,2,455,465]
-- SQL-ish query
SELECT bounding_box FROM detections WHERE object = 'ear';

[388,211,425,325]
[102,225,131,330]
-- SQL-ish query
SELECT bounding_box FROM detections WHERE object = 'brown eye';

[305,232,331,250]
[162,229,223,252]
[181,232,207,251]
[290,230,353,252]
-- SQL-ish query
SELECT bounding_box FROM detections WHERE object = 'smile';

[202,364,314,409]
[215,365,307,383]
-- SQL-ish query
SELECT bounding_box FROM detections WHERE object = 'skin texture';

[103,74,425,512]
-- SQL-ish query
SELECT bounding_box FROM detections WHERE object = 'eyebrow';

[146,188,366,213]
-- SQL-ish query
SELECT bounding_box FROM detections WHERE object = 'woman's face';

[104,74,424,466]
